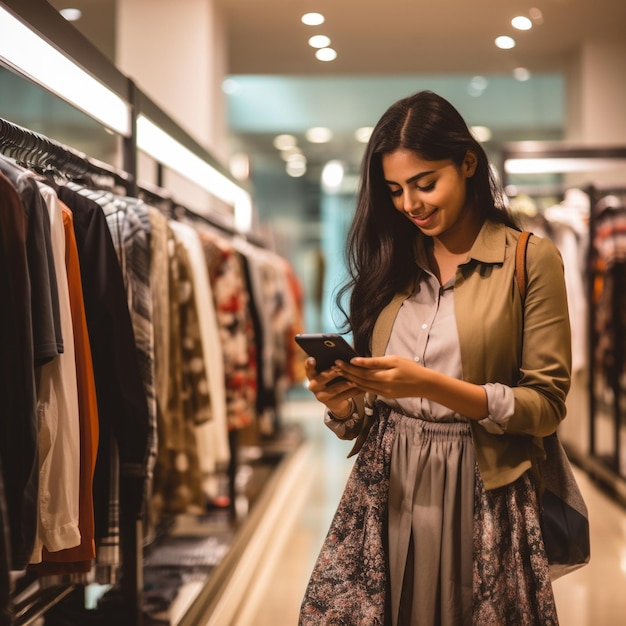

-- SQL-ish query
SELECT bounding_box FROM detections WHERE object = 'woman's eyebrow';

[385,170,435,185]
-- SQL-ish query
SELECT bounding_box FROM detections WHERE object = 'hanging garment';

[0,159,69,569]
[29,183,81,561]
[66,184,158,490]
[151,232,208,517]
[169,220,229,475]
[593,199,626,394]
[29,203,100,576]
[200,229,257,431]
[55,184,150,585]
[0,171,38,570]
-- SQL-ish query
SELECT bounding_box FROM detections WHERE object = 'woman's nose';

[403,190,422,213]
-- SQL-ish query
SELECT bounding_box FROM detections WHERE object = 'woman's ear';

[463,151,478,178]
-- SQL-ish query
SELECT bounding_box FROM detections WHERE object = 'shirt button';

[421,323,428,329]
[414,356,420,363]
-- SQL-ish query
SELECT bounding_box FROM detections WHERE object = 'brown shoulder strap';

[515,231,531,302]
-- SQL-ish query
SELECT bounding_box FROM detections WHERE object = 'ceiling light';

[504,158,626,175]
[229,153,249,181]
[308,35,331,49]
[322,160,345,192]
[495,36,516,50]
[273,134,297,150]
[355,127,373,143]
[468,75,488,97]
[306,127,333,143]
[286,160,306,177]
[512,16,532,30]
[529,8,544,25]
[284,154,306,167]
[513,67,532,81]
[315,47,337,62]
[280,148,304,161]
[0,7,130,136]
[302,12,324,26]
[59,8,82,21]
[137,114,251,217]
[222,78,241,95]
[471,126,492,143]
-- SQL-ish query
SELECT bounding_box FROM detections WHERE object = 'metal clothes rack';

[0,117,134,191]
[501,142,626,507]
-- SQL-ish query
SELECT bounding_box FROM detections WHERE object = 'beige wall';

[116,0,231,210]
[564,40,626,186]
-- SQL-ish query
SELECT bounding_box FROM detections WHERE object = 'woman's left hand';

[338,355,429,398]
[338,354,489,420]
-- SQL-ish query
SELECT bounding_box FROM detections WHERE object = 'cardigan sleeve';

[509,235,572,436]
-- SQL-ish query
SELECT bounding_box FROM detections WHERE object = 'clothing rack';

[174,204,268,249]
[0,114,145,626]
[0,117,290,625]
[0,6,249,626]
[0,117,134,191]
[501,142,626,506]
[0,128,220,626]
[586,183,626,503]
[0,2,298,623]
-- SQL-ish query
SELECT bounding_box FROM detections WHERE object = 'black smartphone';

[294,333,359,375]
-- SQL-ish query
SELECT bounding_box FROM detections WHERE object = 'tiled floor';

[236,395,626,625]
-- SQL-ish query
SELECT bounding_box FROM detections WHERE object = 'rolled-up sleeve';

[324,408,364,439]
[479,382,515,434]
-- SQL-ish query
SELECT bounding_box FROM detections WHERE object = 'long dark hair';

[336,90,518,355]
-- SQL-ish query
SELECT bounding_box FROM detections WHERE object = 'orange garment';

[29,204,99,574]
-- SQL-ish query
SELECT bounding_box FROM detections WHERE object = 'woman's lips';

[409,208,438,227]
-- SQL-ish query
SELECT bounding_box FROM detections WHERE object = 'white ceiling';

[215,0,626,76]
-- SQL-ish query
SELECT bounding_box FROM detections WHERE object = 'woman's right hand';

[304,357,360,419]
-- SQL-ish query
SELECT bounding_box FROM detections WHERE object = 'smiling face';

[382,148,480,246]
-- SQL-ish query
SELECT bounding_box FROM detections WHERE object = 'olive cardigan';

[346,221,572,491]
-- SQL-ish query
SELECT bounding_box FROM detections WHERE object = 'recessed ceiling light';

[59,8,82,21]
[280,148,304,162]
[471,126,492,142]
[322,160,345,191]
[286,160,307,177]
[229,153,250,181]
[315,47,337,62]
[302,12,324,26]
[512,16,532,30]
[309,35,331,49]
[529,8,544,25]
[222,78,241,94]
[495,35,516,49]
[513,67,532,81]
[273,134,297,150]
[355,127,373,143]
[306,127,333,143]
[468,75,488,96]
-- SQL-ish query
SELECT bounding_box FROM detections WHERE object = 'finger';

[304,357,318,376]
[348,356,391,370]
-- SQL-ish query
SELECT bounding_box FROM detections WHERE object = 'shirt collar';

[468,220,507,265]
[412,219,507,270]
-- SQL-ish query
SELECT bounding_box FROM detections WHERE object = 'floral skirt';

[298,404,558,626]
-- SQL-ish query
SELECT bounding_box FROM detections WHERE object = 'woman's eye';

[417,181,435,192]
[389,188,402,197]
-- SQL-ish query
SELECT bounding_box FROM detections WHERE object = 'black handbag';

[515,231,591,579]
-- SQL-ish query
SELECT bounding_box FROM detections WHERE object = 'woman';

[299,91,571,625]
